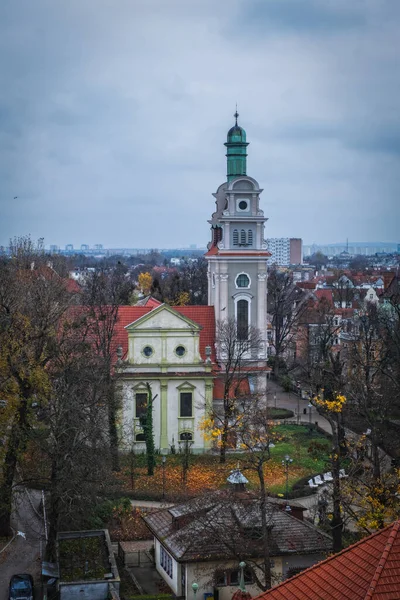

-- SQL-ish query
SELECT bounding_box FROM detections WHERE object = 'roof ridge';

[363,520,400,600]
[253,520,400,599]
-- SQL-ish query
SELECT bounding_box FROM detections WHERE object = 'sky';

[1,0,399,249]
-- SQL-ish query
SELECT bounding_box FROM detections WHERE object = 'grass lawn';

[116,424,331,500]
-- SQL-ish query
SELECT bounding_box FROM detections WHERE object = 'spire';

[225,111,249,182]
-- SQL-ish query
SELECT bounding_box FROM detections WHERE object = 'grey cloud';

[236,0,365,35]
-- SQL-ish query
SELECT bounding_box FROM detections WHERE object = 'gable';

[125,304,201,332]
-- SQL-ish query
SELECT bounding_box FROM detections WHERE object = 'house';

[253,520,400,600]
[143,480,332,599]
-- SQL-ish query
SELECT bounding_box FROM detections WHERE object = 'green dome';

[227,124,246,143]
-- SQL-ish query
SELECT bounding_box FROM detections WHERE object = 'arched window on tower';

[237,299,249,340]
[240,229,246,245]
[248,230,253,246]
[233,229,239,246]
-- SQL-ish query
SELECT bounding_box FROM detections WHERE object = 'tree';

[200,318,263,463]
[42,322,111,560]
[138,272,153,296]
[267,269,307,377]
[139,383,156,476]
[82,266,130,471]
[0,238,72,535]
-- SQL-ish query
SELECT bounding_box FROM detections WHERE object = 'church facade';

[116,115,269,452]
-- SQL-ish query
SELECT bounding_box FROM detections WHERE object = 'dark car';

[9,574,34,600]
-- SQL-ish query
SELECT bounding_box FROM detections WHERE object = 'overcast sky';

[1,0,399,249]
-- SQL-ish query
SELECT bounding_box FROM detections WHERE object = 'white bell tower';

[205,113,269,362]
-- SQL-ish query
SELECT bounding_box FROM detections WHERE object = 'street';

[0,487,44,600]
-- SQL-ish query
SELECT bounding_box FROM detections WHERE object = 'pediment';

[125,304,201,332]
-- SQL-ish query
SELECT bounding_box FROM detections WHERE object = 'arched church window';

[248,230,253,246]
[233,229,239,246]
[237,299,249,341]
[236,273,250,288]
[240,229,246,245]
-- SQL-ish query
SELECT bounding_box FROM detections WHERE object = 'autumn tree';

[201,318,263,463]
[0,238,72,535]
[138,271,153,296]
[267,269,307,377]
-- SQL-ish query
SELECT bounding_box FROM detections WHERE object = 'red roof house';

[253,520,400,600]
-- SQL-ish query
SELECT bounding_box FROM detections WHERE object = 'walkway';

[266,378,333,435]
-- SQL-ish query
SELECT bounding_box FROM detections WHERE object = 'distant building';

[267,238,303,266]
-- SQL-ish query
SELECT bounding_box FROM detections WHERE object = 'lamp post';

[162,455,166,500]
[239,561,247,592]
[282,454,293,512]
[308,402,312,435]
[296,381,301,424]
[192,582,198,600]
[274,392,277,409]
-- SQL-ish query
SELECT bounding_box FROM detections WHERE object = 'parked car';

[9,574,34,600]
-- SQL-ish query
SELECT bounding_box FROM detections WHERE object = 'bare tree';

[267,269,307,377]
[204,318,263,463]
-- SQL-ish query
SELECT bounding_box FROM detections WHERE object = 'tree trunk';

[258,462,272,589]
[108,386,120,472]
[46,460,60,561]
[331,424,343,553]
[219,413,229,464]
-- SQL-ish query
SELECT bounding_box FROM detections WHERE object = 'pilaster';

[160,381,168,450]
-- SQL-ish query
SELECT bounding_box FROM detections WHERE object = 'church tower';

[205,112,269,361]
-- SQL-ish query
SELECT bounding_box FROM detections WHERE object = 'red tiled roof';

[114,305,216,362]
[314,289,333,304]
[296,282,317,290]
[254,520,400,600]
[213,376,250,400]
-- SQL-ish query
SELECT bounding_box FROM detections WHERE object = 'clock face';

[237,198,249,211]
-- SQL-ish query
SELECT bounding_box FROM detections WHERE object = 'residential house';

[143,479,332,599]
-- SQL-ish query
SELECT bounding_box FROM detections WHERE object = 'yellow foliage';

[171,291,190,306]
[314,393,346,413]
[138,272,153,295]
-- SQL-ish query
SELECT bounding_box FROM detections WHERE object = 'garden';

[116,423,331,500]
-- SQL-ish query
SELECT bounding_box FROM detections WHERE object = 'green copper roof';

[224,110,248,181]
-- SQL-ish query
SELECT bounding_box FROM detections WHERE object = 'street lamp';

[162,455,166,500]
[239,561,247,592]
[282,454,293,512]
[274,392,277,409]
[192,582,198,600]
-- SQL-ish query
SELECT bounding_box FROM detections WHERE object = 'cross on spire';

[234,105,239,126]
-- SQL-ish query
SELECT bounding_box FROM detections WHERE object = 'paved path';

[0,487,44,600]
[266,379,333,435]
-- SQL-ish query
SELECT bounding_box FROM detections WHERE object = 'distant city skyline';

[1,1,399,248]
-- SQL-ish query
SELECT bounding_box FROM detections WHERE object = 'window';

[135,392,147,418]
[233,229,239,246]
[175,345,186,357]
[240,229,246,245]
[135,433,146,441]
[236,273,250,288]
[238,200,248,210]
[160,546,173,578]
[237,299,249,340]
[248,229,253,245]
[180,392,193,417]
[142,345,153,357]
[215,568,253,587]
[180,432,193,441]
